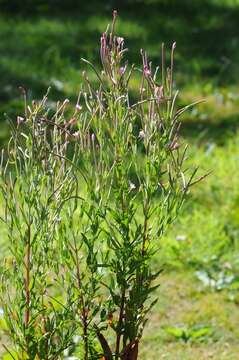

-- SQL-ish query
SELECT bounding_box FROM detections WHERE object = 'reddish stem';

[115,288,125,359]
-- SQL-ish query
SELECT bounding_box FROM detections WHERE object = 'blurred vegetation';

[0,0,238,122]
[1,0,239,359]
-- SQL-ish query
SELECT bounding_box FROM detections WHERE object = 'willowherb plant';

[0,92,78,359]
[0,11,204,360]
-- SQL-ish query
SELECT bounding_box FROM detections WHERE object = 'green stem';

[74,238,89,360]
[25,223,31,354]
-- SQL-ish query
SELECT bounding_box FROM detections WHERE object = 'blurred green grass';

[1,0,239,359]
[0,0,239,147]
[0,0,239,120]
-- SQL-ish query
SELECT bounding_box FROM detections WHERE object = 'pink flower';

[72,131,80,140]
[101,32,106,49]
[100,32,107,63]
[143,65,151,77]
[168,140,180,150]
[171,142,180,150]
[75,104,82,112]
[119,66,126,75]
[68,117,77,126]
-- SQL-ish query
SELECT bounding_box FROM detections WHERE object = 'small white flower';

[129,182,136,191]
[72,131,80,140]
[176,235,186,241]
[138,130,145,139]
[117,37,124,46]
[17,116,24,125]
[75,104,82,112]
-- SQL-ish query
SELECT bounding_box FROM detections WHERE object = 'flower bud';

[143,65,151,77]
[63,98,69,106]
[17,116,24,125]
[72,131,80,140]
[139,130,145,139]
[75,104,82,112]
[117,37,124,46]
[68,117,77,126]
[119,67,126,75]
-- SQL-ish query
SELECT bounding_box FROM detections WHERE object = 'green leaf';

[164,326,185,339]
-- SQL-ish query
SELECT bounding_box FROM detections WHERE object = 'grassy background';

[0,0,239,358]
